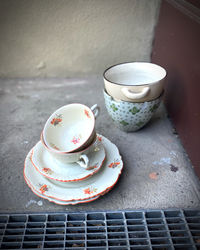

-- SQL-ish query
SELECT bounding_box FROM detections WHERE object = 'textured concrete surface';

[0,0,160,77]
[0,77,200,213]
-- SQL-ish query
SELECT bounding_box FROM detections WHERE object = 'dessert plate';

[31,138,105,182]
[24,175,110,205]
[24,135,123,201]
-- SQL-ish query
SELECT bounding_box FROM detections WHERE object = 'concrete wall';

[0,0,161,78]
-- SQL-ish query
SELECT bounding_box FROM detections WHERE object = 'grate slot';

[168,224,187,231]
[87,220,105,227]
[65,240,85,247]
[106,213,123,220]
[46,228,65,234]
[87,233,106,240]
[24,235,43,241]
[129,238,149,245]
[145,211,162,219]
[6,223,25,229]
[184,210,200,217]
[149,231,168,238]
[46,221,65,228]
[8,215,27,223]
[107,220,125,226]
[0,224,5,229]
[130,247,151,250]
[27,222,45,228]
[152,246,173,250]
[173,245,195,249]
[22,242,43,248]
[151,237,171,245]
[45,234,64,241]
[68,213,86,221]
[186,217,200,223]
[108,232,126,239]
[67,221,85,227]
[87,213,105,221]
[48,214,66,221]
[188,223,200,230]
[66,233,85,240]
[4,229,24,235]
[147,224,166,231]
[2,235,23,242]
[0,216,8,223]
[66,227,85,234]
[43,241,64,248]
[107,226,125,233]
[108,239,128,246]
[146,218,165,225]
[164,211,182,218]
[0,242,21,249]
[25,228,44,234]
[172,236,192,244]
[129,231,148,238]
[125,212,144,219]
[28,214,46,222]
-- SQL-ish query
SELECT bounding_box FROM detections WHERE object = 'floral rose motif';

[39,184,48,194]
[71,136,81,144]
[97,136,102,142]
[50,114,62,126]
[108,161,120,168]
[42,168,53,175]
[84,187,97,194]
[84,109,91,118]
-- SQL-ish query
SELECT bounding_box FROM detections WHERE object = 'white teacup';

[43,103,100,154]
[41,133,98,169]
[104,62,166,102]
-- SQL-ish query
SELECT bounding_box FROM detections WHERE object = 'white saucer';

[24,135,123,202]
[24,175,111,205]
[31,138,105,182]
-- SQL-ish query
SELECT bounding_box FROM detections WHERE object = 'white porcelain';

[41,133,99,169]
[43,103,100,154]
[104,62,166,102]
[24,134,123,201]
[24,175,109,205]
[31,139,105,182]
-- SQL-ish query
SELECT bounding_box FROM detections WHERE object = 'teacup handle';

[77,154,89,169]
[90,104,100,119]
[121,86,150,100]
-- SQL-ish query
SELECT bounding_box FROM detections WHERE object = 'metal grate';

[0,209,200,249]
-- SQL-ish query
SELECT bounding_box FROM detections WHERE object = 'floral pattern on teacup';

[71,135,82,144]
[84,109,91,118]
[50,143,60,151]
[50,114,63,126]
[109,160,121,169]
[39,184,49,194]
[42,168,53,175]
[97,135,102,142]
[84,187,97,195]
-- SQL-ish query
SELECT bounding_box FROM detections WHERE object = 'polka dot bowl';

[103,89,163,132]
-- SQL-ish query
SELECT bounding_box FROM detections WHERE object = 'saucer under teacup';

[31,136,106,182]
[24,175,111,205]
[24,134,123,202]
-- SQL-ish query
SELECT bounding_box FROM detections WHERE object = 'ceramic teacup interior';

[43,104,95,153]
[104,62,166,86]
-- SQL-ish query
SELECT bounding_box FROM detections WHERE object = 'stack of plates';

[24,134,123,205]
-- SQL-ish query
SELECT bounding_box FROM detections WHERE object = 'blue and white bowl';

[103,89,163,132]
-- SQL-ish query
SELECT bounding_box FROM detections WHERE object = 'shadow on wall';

[0,0,161,77]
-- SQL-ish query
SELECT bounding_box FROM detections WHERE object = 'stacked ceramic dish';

[24,104,123,205]
[103,62,167,132]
